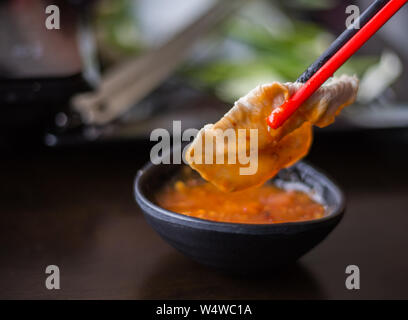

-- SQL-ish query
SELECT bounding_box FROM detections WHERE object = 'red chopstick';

[267,0,408,130]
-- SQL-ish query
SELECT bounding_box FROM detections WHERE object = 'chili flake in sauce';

[157,178,325,224]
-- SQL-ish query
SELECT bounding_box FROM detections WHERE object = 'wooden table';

[1,130,408,299]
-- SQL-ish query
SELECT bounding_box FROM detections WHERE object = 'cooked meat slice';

[186,75,358,192]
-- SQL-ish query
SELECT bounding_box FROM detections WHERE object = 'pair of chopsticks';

[267,0,408,130]
[72,1,241,126]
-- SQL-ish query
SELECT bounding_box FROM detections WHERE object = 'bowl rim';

[134,161,345,234]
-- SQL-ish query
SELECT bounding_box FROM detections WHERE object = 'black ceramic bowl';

[134,161,345,272]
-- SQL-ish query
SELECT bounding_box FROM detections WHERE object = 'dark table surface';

[1,129,408,299]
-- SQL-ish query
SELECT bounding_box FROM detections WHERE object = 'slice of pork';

[186,75,359,192]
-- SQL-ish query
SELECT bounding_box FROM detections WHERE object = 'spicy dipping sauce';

[157,175,325,224]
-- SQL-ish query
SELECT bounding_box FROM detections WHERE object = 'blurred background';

[2,0,408,299]
[2,0,408,146]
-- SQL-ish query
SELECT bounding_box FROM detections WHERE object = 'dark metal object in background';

[0,0,98,142]
[297,0,389,83]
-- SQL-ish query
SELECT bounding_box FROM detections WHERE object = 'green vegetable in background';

[94,0,144,63]
[181,9,378,102]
